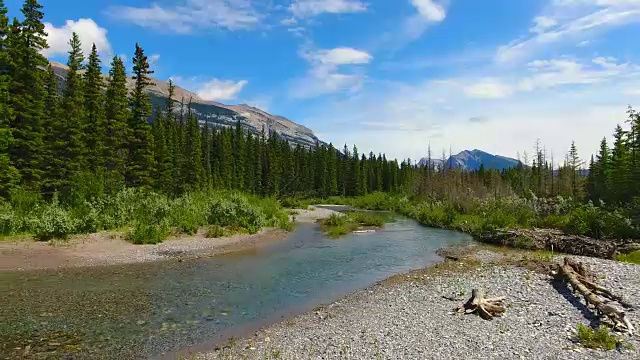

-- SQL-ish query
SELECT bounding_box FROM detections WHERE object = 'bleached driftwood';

[455,289,506,320]
[557,257,635,334]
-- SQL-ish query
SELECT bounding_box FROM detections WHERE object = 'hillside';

[49,62,321,148]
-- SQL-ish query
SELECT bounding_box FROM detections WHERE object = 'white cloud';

[43,18,112,58]
[171,76,248,101]
[308,47,372,66]
[410,0,446,22]
[496,1,640,64]
[148,54,161,67]
[289,0,367,18]
[290,47,372,99]
[108,0,261,33]
[531,16,558,33]
[463,79,514,99]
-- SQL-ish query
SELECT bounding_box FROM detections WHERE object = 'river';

[0,216,472,359]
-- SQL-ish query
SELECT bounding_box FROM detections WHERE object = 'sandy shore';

[0,206,340,271]
[193,247,640,360]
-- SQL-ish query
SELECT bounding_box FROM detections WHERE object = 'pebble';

[194,253,640,360]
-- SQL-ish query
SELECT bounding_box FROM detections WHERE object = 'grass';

[576,324,618,350]
[614,251,640,265]
[320,211,391,238]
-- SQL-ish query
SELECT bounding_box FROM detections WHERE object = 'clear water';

[0,217,472,359]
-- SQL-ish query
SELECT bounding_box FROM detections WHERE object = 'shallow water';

[0,218,472,359]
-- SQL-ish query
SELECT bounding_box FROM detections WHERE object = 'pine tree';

[57,32,87,191]
[104,56,130,192]
[8,1,48,187]
[127,43,155,188]
[627,107,640,198]
[84,43,106,171]
[233,121,245,190]
[610,125,631,203]
[201,119,212,188]
[42,64,60,193]
[151,108,171,193]
[352,145,361,196]
[184,115,204,189]
[0,0,19,197]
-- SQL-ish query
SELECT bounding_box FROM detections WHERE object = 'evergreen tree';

[352,145,361,196]
[8,1,49,187]
[0,0,19,197]
[610,125,631,203]
[42,64,60,193]
[201,119,212,188]
[84,43,106,171]
[151,108,171,193]
[127,43,155,188]
[58,32,87,189]
[184,115,204,189]
[104,56,129,192]
[233,121,245,190]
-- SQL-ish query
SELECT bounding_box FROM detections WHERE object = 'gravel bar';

[194,252,640,360]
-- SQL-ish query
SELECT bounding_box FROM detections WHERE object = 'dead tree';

[455,289,506,320]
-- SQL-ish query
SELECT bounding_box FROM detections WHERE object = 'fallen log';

[557,257,635,334]
[455,289,506,320]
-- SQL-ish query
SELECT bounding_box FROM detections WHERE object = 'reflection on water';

[0,218,472,359]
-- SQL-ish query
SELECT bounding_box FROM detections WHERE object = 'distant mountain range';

[419,149,522,171]
[49,62,322,148]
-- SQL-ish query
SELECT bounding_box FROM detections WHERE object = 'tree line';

[0,0,411,203]
[0,0,637,209]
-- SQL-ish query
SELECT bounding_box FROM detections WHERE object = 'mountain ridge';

[49,61,322,148]
[419,149,522,171]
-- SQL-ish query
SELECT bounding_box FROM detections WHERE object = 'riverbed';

[0,217,472,359]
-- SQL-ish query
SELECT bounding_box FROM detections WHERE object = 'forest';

[0,1,638,244]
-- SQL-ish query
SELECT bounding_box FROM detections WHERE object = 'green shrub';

[205,225,226,238]
[207,195,266,234]
[323,213,347,226]
[536,214,569,229]
[126,222,169,245]
[348,211,386,227]
[451,214,481,234]
[576,324,617,350]
[615,251,640,265]
[32,204,77,241]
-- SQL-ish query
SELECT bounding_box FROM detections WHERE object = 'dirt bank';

[0,206,341,272]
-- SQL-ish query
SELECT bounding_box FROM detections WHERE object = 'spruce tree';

[127,43,155,188]
[9,1,48,187]
[42,64,60,193]
[104,56,130,192]
[151,108,171,193]
[201,119,212,189]
[352,145,361,196]
[84,43,106,171]
[233,121,245,190]
[184,115,204,189]
[0,0,19,197]
[611,125,631,203]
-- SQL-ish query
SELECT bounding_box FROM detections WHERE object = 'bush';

[126,222,169,245]
[348,211,386,227]
[323,213,347,227]
[564,204,637,239]
[32,204,77,241]
[576,324,617,350]
[615,251,640,265]
[205,225,226,238]
[207,195,266,234]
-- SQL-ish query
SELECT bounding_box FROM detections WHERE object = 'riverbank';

[192,246,640,359]
[0,206,340,271]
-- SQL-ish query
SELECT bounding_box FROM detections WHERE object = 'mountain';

[49,62,322,148]
[419,149,521,171]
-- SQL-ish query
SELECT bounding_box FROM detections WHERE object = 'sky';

[6,0,640,163]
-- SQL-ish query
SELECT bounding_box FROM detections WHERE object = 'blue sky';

[6,0,640,163]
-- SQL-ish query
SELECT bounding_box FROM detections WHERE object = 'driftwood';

[455,289,506,320]
[480,228,640,259]
[556,257,635,334]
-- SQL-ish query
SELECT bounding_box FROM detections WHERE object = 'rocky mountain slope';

[419,149,521,171]
[50,62,322,148]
